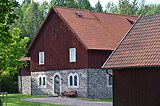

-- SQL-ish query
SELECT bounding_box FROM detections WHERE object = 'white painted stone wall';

[30,69,112,98]
[18,76,31,94]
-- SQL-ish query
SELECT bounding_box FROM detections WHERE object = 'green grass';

[1,94,63,106]
[80,98,112,102]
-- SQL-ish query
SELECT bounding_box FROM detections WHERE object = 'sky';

[17,0,160,9]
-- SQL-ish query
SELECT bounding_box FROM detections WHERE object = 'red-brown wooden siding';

[19,63,30,76]
[113,67,160,106]
[29,11,88,71]
[88,50,112,68]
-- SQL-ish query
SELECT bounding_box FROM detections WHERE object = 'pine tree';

[94,0,103,12]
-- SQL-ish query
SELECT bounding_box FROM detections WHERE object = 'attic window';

[75,12,83,17]
[53,29,56,36]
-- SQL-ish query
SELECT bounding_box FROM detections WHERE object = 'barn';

[18,6,137,98]
[103,14,160,105]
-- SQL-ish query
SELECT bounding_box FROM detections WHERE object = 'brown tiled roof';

[28,7,137,51]
[54,7,137,50]
[103,14,160,69]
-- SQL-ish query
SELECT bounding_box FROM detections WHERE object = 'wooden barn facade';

[103,14,160,105]
[19,6,137,98]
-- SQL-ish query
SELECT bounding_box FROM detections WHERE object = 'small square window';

[53,29,56,36]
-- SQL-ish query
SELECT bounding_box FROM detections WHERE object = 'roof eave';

[103,65,160,70]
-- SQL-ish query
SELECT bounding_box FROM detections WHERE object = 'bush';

[0,99,2,106]
[0,74,18,93]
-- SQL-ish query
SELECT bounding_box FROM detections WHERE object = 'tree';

[39,1,49,17]
[105,2,118,13]
[131,0,138,15]
[12,1,45,45]
[94,0,103,12]
[118,0,133,15]
[23,1,44,44]
[0,0,29,76]
[76,0,93,10]
[136,4,160,16]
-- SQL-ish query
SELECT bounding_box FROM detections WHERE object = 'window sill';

[38,86,46,88]
[68,86,79,89]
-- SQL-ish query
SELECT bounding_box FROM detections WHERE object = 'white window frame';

[39,51,45,65]
[69,48,76,63]
[107,69,113,87]
[38,75,47,88]
[68,73,79,88]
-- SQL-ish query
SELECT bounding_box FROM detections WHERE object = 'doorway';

[53,73,61,95]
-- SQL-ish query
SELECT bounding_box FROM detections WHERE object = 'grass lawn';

[80,98,112,102]
[1,94,63,106]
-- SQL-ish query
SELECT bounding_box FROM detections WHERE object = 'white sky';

[17,0,160,9]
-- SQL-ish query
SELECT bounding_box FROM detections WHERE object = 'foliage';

[105,0,160,16]
[94,0,103,12]
[0,0,29,76]
[12,0,46,45]
[2,94,63,106]
[76,0,93,10]
[49,0,93,10]
[105,2,118,13]
[1,74,18,93]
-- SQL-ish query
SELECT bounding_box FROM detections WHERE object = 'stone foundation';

[18,76,31,94]
[87,69,112,98]
[30,69,112,98]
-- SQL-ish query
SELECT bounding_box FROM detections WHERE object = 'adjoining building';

[103,14,160,105]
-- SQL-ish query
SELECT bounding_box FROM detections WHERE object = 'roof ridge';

[54,6,137,18]
[102,15,142,68]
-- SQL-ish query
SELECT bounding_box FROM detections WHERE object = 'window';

[39,52,44,65]
[68,73,79,88]
[43,77,46,86]
[70,76,73,86]
[53,29,56,36]
[109,76,113,85]
[38,75,46,88]
[39,77,42,86]
[69,48,76,63]
[74,75,77,86]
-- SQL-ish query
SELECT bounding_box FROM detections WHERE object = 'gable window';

[68,73,79,88]
[53,29,56,36]
[39,51,44,65]
[69,48,76,63]
[38,75,46,88]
